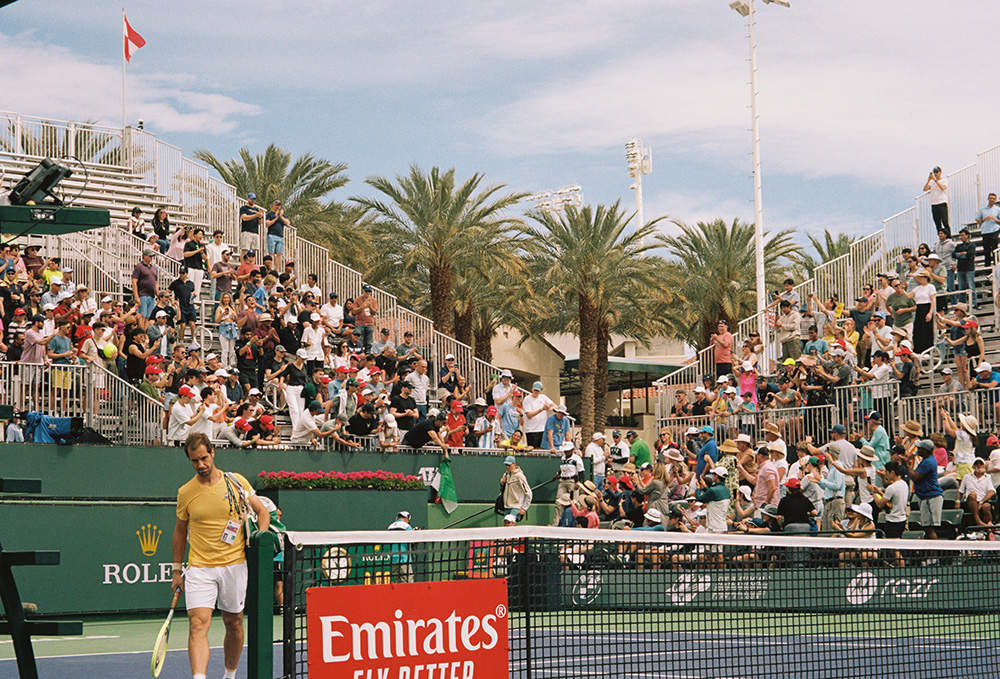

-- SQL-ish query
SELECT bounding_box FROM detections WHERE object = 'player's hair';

[184,432,214,457]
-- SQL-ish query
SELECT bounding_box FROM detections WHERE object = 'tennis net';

[281,526,1000,679]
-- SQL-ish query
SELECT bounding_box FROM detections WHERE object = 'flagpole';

[121,7,126,130]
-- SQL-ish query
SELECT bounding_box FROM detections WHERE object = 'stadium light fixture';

[525,185,583,214]
[625,138,652,233]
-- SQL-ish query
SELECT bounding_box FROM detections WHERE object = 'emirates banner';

[307,579,509,679]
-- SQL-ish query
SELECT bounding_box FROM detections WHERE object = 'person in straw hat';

[901,268,936,352]
[763,421,787,462]
[832,503,879,566]
[899,419,923,466]
[715,439,741,515]
[939,408,979,481]
[832,445,879,518]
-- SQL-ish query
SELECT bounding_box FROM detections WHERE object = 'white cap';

[214,369,229,378]
[716,375,729,383]
[742,360,753,371]
[725,386,738,394]
[693,386,706,393]
[296,348,309,358]
[101,296,113,303]
[736,433,753,444]
[500,369,513,378]
[976,362,992,372]
[155,310,167,318]
[900,340,913,350]
[685,427,699,436]
[249,388,262,396]
[310,312,321,321]
[445,353,455,360]
[592,432,605,440]
[710,466,728,477]
[42,303,56,311]
[49,277,63,285]
[206,353,218,361]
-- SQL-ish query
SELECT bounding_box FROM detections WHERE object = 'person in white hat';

[832,504,879,565]
[492,368,517,406]
[586,431,610,490]
[552,441,585,525]
[939,407,978,480]
[695,467,731,538]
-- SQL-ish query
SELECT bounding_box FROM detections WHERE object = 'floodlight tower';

[525,185,584,214]
[730,0,790,341]
[626,138,652,231]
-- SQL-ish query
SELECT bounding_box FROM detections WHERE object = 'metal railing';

[0,111,125,167]
[655,404,837,447]
[832,381,901,439]
[0,361,94,427]
[0,360,167,446]
[899,388,1000,436]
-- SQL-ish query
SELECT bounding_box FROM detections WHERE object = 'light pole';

[626,138,652,231]
[525,185,584,214]
[730,0,789,342]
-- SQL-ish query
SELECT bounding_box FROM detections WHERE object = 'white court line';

[0,642,281,662]
[0,635,119,645]
[531,671,701,679]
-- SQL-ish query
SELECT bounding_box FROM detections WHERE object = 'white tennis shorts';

[184,562,248,613]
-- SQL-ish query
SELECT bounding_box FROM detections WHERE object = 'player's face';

[187,444,215,478]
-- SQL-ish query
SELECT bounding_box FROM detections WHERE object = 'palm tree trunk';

[594,321,609,434]
[578,296,599,442]
[473,326,494,364]
[428,265,453,336]
[454,302,474,348]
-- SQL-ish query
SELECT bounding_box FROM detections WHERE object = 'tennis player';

[171,432,269,679]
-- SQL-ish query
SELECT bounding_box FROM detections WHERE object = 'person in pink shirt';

[711,320,734,378]
[738,360,758,404]
[741,446,779,508]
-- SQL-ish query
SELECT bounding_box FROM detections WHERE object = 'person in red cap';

[167,385,201,445]
[472,404,501,449]
[776,476,815,536]
[891,345,919,397]
[444,400,467,448]
[246,413,281,446]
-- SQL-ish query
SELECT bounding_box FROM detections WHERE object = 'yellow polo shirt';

[176,471,251,568]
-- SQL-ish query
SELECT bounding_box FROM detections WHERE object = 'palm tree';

[794,229,856,273]
[524,202,666,439]
[352,166,526,336]
[193,144,348,225]
[658,218,803,349]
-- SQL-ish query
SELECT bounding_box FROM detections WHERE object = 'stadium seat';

[902,530,924,540]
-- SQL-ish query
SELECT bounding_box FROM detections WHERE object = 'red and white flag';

[123,10,146,63]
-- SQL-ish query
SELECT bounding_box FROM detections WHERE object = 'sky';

[3,0,1000,253]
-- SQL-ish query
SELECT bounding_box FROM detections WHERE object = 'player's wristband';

[171,562,183,572]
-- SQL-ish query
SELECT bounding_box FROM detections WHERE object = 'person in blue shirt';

[976,192,1000,268]
[860,411,890,470]
[696,426,718,477]
[265,200,290,255]
[499,390,523,438]
[542,407,571,450]
[908,439,943,540]
[971,362,1000,420]
[803,325,829,357]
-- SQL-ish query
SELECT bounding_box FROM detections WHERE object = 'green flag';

[435,456,459,514]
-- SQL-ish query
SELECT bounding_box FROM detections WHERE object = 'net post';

[282,535,297,679]
[247,530,278,679]
[520,536,532,679]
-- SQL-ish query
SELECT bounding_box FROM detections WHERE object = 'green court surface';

[0,613,283,660]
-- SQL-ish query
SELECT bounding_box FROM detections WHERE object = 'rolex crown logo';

[137,524,162,556]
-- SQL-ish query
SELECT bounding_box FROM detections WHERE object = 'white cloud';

[0,33,259,134]
[481,1,1000,192]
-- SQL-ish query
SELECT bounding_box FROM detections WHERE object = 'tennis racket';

[151,588,181,677]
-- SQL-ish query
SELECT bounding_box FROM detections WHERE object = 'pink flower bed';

[257,470,424,491]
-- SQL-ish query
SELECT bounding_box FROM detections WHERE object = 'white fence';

[656,404,837,448]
